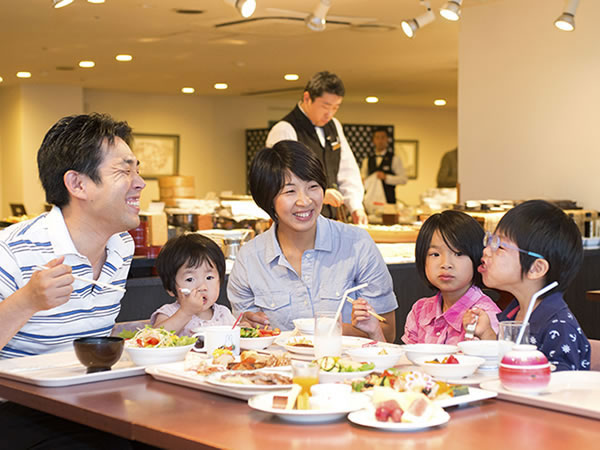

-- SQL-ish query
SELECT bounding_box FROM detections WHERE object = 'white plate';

[248,392,370,423]
[347,407,450,431]
[480,371,600,420]
[276,336,315,355]
[206,370,293,391]
[0,351,145,387]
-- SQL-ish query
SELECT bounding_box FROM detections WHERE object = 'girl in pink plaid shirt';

[353,210,500,343]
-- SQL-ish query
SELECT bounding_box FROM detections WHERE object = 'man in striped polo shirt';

[0,113,147,448]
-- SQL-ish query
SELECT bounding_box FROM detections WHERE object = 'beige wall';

[1,85,455,216]
[459,0,600,210]
[0,87,24,218]
[85,90,456,207]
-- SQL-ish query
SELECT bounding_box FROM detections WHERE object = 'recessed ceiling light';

[214,83,228,90]
[181,87,195,94]
[79,61,95,68]
[434,99,447,106]
[284,74,299,81]
[365,96,379,103]
[0,76,3,83]
[53,0,74,8]
[87,0,105,3]
[17,71,32,78]
[115,54,133,62]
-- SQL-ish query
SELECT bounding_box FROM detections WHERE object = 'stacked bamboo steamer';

[158,176,195,207]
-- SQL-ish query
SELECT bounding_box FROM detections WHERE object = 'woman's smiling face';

[273,170,324,235]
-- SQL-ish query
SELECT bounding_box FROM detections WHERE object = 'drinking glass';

[498,321,530,361]
[292,361,319,396]
[313,311,342,359]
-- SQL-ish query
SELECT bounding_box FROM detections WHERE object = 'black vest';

[282,105,342,219]
[367,151,396,204]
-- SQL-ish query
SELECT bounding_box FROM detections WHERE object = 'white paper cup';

[192,325,241,356]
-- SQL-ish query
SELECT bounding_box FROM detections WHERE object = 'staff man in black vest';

[266,71,367,224]
[361,127,407,204]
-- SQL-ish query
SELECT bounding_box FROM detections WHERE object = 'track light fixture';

[53,0,74,8]
[440,0,462,22]
[305,0,331,32]
[224,0,256,19]
[402,1,435,38]
[554,0,579,32]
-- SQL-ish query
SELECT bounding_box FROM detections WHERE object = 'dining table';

[0,372,598,450]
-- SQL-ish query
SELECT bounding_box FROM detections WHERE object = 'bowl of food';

[412,354,486,380]
[73,337,124,373]
[346,346,405,370]
[240,326,280,350]
[499,344,551,393]
[293,318,314,335]
[457,340,501,369]
[122,326,196,366]
[403,344,458,364]
[316,357,375,383]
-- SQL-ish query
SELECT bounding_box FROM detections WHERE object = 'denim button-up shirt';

[227,216,397,331]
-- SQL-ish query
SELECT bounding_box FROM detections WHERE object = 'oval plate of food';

[206,370,293,391]
[248,391,370,424]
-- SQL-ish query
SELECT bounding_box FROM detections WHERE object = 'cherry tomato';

[146,337,159,346]
[445,355,459,364]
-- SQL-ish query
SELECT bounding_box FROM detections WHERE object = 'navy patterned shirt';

[498,292,591,371]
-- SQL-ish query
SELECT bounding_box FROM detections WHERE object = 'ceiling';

[0,0,498,108]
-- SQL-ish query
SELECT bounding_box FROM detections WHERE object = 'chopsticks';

[34,265,126,293]
[345,297,387,322]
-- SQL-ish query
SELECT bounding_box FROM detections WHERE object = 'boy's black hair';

[249,140,327,222]
[37,113,132,207]
[415,210,485,291]
[496,199,583,292]
[156,233,226,296]
[304,71,345,101]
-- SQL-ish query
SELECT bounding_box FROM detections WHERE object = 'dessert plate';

[347,407,450,431]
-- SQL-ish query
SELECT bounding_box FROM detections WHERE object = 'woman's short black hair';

[156,233,226,296]
[415,210,485,291]
[37,113,132,207]
[496,200,583,292]
[249,140,327,222]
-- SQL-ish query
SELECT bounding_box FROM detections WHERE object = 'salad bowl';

[122,326,197,366]
[413,354,485,380]
[403,344,458,364]
[346,346,404,371]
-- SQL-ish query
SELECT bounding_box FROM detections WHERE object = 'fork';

[464,314,479,340]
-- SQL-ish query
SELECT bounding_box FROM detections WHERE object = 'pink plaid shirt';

[401,285,500,345]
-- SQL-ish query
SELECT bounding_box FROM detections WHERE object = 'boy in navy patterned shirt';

[464,200,590,371]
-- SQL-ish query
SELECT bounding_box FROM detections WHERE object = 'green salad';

[316,356,375,373]
[119,326,197,348]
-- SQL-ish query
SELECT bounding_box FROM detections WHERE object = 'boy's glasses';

[483,231,545,259]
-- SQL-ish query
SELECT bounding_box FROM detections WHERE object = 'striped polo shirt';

[0,206,134,359]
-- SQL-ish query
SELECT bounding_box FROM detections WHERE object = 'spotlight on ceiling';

[402,1,435,38]
[53,0,74,8]
[305,0,331,32]
[224,0,256,19]
[554,0,580,32]
[440,0,462,22]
